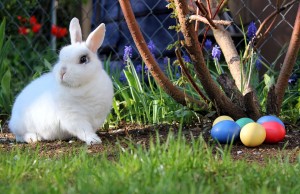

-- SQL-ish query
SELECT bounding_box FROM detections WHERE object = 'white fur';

[9,18,113,145]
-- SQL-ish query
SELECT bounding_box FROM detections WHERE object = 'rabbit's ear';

[86,23,105,53]
[69,18,82,44]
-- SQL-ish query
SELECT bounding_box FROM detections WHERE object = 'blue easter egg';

[211,120,241,144]
[257,115,285,128]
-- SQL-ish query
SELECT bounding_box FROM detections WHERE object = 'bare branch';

[202,0,257,98]
[217,73,245,110]
[118,0,208,109]
[175,48,210,103]
[194,0,217,29]
[212,23,251,93]
[267,85,279,115]
[219,0,228,10]
[243,92,261,120]
[205,0,212,18]
[243,0,299,59]
[194,5,200,32]
[174,0,247,119]
[257,0,297,38]
[200,0,225,49]
[189,15,232,26]
[275,3,300,113]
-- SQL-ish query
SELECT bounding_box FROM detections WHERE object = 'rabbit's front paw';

[85,134,102,145]
[23,133,41,143]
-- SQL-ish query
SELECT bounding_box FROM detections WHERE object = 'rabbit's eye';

[79,55,89,64]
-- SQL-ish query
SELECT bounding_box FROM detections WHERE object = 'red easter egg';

[262,121,286,143]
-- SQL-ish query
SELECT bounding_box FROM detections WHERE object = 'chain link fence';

[0,0,298,76]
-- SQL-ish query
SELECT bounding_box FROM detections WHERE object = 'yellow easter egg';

[213,116,234,126]
[240,123,266,147]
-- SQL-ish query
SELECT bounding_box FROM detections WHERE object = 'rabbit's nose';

[60,67,67,80]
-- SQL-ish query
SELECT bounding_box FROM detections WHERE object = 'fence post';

[51,0,57,51]
[81,0,92,39]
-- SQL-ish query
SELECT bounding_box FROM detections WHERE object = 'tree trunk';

[173,0,247,119]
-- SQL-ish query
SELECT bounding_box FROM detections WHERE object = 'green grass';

[1,133,299,194]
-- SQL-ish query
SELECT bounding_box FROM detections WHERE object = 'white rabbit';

[9,18,113,145]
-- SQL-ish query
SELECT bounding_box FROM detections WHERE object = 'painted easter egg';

[212,115,234,126]
[211,120,241,144]
[240,123,266,147]
[262,121,286,143]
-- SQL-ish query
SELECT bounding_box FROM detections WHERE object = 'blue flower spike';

[204,39,213,50]
[212,45,221,61]
[247,21,257,40]
[147,40,156,55]
[123,45,133,62]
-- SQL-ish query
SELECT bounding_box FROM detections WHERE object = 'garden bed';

[1,122,299,163]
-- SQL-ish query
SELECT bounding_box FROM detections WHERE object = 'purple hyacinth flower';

[147,40,156,55]
[212,45,221,61]
[164,57,169,64]
[119,71,127,83]
[255,56,262,70]
[247,21,257,40]
[204,39,213,50]
[183,54,191,63]
[135,64,142,73]
[144,64,149,73]
[288,74,298,85]
[123,45,133,62]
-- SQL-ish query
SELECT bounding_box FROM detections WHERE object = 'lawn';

[0,124,299,194]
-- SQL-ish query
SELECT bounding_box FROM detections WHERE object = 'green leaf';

[263,74,275,91]
[124,70,138,96]
[1,70,11,96]
[0,69,12,113]
[0,19,6,50]
[0,38,11,69]
[296,98,300,110]
[112,97,121,120]
[44,59,53,71]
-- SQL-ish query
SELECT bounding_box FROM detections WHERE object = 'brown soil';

[1,122,299,163]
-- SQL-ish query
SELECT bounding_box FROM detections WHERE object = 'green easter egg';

[236,117,254,128]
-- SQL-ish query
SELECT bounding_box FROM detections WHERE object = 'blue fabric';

[92,0,177,61]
